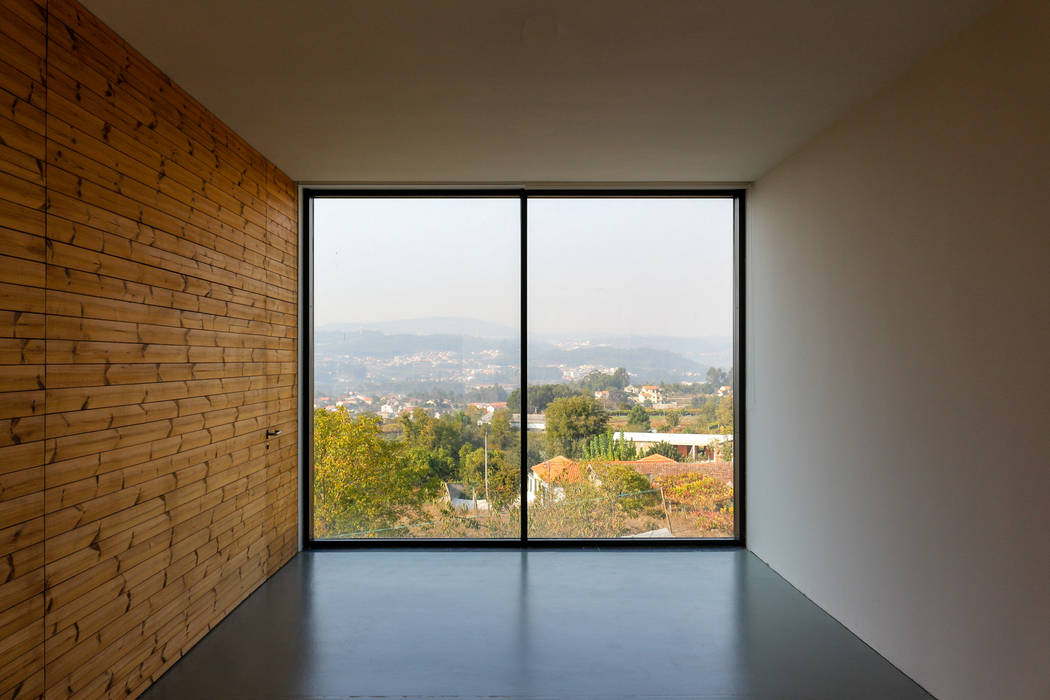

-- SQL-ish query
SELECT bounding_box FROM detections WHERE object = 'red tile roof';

[534,455,734,484]
[531,456,583,484]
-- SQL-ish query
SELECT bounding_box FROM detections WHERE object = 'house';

[443,483,490,512]
[527,456,583,503]
[469,401,509,423]
[510,413,545,430]
[628,454,692,479]
[530,454,732,498]
[638,385,663,404]
[628,455,734,484]
[614,432,731,461]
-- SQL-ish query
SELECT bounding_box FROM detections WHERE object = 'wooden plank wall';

[0,0,300,697]
[0,0,48,697]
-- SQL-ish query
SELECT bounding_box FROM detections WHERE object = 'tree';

[705,366,729,389]
[489,409,512,449]
[716,394,734,434]
[408,445,458,482]
[593,463,657,515]
[487,462,520,510]
[465,384,507,402]
[510,369,630,414]
[543,395,608,458]
[578,367,631,393]
[459,444,483,488]
[692,396,718,431]
[653,472,734,536]
[525,384,578,413]
[527,463,663,537]
[665,409,681,428]
[399,407,435,448]
[702,366,734,394]
[313,408,434,537]
[626,404,651,431]
[643,441,680,461]
[582,431,638,461]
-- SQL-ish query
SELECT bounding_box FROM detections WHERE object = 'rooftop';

[614,432,732,447]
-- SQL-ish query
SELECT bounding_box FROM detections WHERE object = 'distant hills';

[314,328,519,362]
[315,317,732,384]
[527,344,707,383]
[318,316,517,339]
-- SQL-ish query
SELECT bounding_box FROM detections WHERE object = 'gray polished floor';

[141,549,930,699]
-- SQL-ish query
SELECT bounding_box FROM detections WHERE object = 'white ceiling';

[82,0,994,183]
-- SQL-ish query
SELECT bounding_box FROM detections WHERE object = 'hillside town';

[312,360,736,539]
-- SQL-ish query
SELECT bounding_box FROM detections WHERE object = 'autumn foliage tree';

[653,472,734,536]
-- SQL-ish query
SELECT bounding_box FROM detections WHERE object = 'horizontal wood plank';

[0,0,301,697]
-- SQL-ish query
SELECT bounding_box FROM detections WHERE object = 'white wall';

[747,1,1049,698]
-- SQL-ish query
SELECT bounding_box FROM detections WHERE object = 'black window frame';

[301,187,746,549]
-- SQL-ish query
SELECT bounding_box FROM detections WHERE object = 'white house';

[613,432,732,460]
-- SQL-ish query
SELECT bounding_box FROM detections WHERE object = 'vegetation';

[688,394,734,434]
[314,409,435,537]
[464,384,508,403]
[313,362,737,540]
[653,472,734,536]
[625,404,651,431]
[313,406,522,538]
[508,368,630,413]
[528,471,663,538]
[542,395,608,458]
[591,462,656,515]
[581,431,639,461]
[643,441,680,461]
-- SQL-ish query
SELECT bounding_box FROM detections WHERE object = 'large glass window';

[307,192,739,542]
[526,198,735,539]
[311,197,521,538]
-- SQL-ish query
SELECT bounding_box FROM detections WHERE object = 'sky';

[313,196,733,338]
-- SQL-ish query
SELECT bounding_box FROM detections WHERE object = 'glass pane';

[312,198,520,539]
[526,198,735,539]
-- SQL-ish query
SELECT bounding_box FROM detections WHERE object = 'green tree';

[643,441,680,461]
[313,408,434,537]
[593,463,657,514]
[459,444,483,488]
[626,404,651,431]
[693,396,718,431]
[582,431,639,461]
[487,461,520,510]
[489,409,512,449]
[704,366,729,392]
[716,394,734,434]
[543,395,608,458]
[399,407,435,448]
[665,409,681,428]
[578,367,631,393]
[511,370,630,414]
